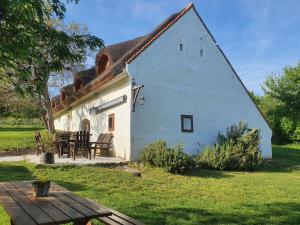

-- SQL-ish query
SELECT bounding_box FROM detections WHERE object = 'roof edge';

[191,4,272,131]
[126,3,194,64]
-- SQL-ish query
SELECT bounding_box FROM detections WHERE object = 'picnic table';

[0,181,111,225]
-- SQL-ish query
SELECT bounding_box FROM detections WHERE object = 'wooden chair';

[90,133,104,157]
[91,133,113,157]
[57,132,71,158]
[70,131,92,160]
[34,132,44,156]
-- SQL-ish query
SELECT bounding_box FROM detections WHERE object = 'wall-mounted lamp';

[140,96,145,106]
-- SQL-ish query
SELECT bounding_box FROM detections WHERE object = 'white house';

[52,3,272,161]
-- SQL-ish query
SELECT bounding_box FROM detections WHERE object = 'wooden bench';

[98,207,145,225]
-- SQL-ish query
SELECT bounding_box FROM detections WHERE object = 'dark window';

[61,92,66,101]
[181,115,193,132]
[108,114,115,131]
[179,43,183,51]
[75,79,82,91]
[200,49,204,57]
[98,54,110,75]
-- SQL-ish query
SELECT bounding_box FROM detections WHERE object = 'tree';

[0,0,104,133]
[40,21,98,133]
[262,62,300,117]
[248,91,262,106]
[0,80,42,118]
[260,61,300,143]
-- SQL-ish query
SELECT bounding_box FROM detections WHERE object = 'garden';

[0,144,299,225]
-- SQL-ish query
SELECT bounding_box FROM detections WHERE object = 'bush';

[140,140,194,173]
[197,122,263,171]
[0,116,44,128]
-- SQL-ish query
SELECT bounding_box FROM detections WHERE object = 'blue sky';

[64,0,300,95]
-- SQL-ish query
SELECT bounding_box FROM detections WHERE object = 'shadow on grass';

[131,202,300,225]
[262,146,300,172]
[184,168,233,179]
[0,127,44,132]
[0,164,35,182]
[54,180,88,192]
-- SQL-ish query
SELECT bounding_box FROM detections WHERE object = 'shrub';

[140,140,194,173]
[292,124,300,143]
[197,122,263,171]
[0,116,44,128]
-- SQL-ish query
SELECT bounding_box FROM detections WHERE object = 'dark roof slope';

[61,84,74,95]
[51,95,60,105]
[74,68,96,85]
[105,36,147,62]
[94,4,191,78]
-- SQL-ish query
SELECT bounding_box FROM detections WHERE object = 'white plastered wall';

[127,8,272,160]
[54,76,132,160]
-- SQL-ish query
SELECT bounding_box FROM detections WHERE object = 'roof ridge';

[126,3,194,63]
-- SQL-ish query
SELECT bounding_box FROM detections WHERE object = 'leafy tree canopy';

[262,62,300,118]
[0,0,103,94]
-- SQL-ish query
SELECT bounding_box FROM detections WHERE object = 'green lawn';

[0,127,46,150]
[0,144,300,225]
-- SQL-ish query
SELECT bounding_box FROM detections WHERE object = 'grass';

[0,126,46,150]
[0,144,300,225]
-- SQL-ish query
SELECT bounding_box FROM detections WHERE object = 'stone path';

[0,154,126,165]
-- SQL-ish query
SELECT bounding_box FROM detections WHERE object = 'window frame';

[200,48,204,58]
[108,114,115,132]
[179,43,183,52]
[181,115,194,133]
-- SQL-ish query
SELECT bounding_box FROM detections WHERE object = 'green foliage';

[0,0,104,94]
[0,117,44,128]
[0,81,42,118]
[262,62,300,116]
[197,122,263,171]
[249,61,300,143]
[280,117,295,139]
[248,91,262,105]
[258,61,300,143]
[140,140,194,173]
[293,124,300,142]
[217,121,248,144]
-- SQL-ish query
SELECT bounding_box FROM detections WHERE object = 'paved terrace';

[0,154,126,165]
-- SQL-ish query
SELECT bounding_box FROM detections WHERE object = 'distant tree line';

[249,61,300,143]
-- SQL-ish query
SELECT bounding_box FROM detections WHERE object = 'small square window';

[200,49,204,57]
[181,115,193,132]
[179,43,183,51]
[108,114,115,131]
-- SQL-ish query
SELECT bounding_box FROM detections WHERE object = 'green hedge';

[196,122,263,171]
[140,140,194,173]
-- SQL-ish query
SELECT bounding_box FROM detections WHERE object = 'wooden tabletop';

[0,181,111,225]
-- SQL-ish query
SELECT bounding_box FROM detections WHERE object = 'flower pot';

[32,181,51,197]
[40,152,55,164]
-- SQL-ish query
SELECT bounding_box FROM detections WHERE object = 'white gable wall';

[54,77,132,160]
[127,9,272,160]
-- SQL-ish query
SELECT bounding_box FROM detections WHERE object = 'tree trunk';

[41,113,49,130]
[41,88,55,134]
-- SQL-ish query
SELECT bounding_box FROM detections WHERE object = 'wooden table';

[0,181,111,225]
